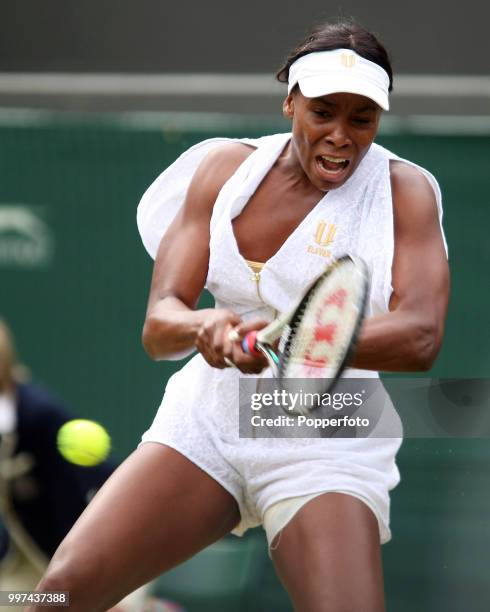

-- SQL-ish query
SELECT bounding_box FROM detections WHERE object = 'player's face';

[283,91,382,192]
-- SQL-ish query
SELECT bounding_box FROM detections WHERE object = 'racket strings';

[281,263,364,379]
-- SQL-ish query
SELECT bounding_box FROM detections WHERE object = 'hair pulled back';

[276,22,393,92]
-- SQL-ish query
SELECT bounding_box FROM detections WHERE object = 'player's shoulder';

[198,141,256,178]
[389,160,439,230]
[188,142,256,207]
[389,159,436,203]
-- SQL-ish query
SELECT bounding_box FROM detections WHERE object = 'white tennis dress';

[137,133,446,543]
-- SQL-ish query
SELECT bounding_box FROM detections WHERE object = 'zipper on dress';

[250,270,279,352]
[250,270,278,320]
[251,271,264,302]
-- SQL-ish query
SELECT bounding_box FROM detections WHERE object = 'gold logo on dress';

[341,53,356,68]
[314,220,337,246]
[307,220,338,259]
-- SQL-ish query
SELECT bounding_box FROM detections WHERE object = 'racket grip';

[241,331,261,356]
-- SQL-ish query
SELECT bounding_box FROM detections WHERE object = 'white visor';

[288,48,390,111]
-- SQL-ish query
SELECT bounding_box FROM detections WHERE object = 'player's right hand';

[224,318,270,374]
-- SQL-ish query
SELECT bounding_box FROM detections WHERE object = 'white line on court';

[1,108,490,135]
[0,73,489,97]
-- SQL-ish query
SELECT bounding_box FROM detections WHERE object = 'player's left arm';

[350,160,450,372]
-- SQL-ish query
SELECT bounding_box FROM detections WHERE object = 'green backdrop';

[0,111,488,611]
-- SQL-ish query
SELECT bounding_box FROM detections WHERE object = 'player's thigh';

[45,443,240,603]
[271,492,385,612]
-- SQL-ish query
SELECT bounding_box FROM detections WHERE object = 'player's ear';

[283,95,294,119]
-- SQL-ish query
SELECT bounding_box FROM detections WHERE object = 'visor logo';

[341,53,356,68]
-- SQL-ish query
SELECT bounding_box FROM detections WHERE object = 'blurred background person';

[0,319,159,611]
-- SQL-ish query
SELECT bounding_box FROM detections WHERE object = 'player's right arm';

[142,143,268,372]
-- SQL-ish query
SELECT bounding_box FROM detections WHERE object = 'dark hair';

[276,22,393,92]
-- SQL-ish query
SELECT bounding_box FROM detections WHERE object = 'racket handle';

[241,331,261,356]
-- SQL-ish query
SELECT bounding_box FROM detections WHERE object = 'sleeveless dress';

[137,133,447,542]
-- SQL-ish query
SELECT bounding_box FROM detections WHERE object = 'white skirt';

[140,354,402,542]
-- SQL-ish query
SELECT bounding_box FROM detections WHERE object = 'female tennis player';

[28,22,449,612]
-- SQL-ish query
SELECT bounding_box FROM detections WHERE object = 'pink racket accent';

[323,288,348,309]
[242,330,261,356]
[301,299,341,375]
[314,323,337,344]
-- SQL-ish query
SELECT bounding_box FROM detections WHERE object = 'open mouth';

[316,155,351,181]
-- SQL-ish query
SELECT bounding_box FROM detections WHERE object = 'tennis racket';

[241,254,369,413]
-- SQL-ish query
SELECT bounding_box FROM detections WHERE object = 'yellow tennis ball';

[57,419,111,466]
